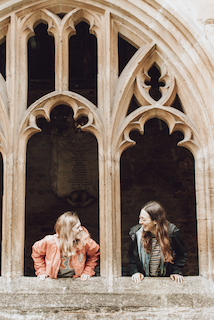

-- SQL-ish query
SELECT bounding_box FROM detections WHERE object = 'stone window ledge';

[0,276,212,295]
[1,277,214,319]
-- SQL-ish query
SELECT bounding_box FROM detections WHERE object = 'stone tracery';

[0,0,213,281]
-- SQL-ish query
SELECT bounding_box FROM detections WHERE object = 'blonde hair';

[54,211,83,257]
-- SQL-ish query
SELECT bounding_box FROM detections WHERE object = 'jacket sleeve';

[82,238,100,276]
[170,229,188,275]
[128,238,144,276]
[31,236,48,276]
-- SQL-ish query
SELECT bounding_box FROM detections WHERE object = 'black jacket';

[129,222,187,276]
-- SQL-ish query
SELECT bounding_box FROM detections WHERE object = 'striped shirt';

[149,238,161,276]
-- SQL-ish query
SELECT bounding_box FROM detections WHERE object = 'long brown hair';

[141,201,173,263]
[54,211,84,257]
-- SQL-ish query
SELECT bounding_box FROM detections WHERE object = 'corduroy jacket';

[32,227,100,279]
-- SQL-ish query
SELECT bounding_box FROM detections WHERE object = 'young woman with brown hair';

[32,211,100,281]
[129,201,187,284]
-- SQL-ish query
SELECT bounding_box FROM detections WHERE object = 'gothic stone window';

[0,3,207,280]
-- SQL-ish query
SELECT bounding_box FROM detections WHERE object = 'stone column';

[195,151,214,280]
[99,11,121,280]
[1,13,23,277]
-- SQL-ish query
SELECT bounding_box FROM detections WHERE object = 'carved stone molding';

[19,92,102,146]
[115,106,200,159]
[135,51,176,107]
[1,0,214,280]
[20,9,59,40]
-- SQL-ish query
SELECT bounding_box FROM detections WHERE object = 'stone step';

[0,276,214,319]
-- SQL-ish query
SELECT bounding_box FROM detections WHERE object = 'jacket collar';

[129,224,142,240]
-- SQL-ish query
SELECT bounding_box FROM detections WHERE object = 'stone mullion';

[204,156,214,280]
[1,13,20,277]
[11,12,25,277]
[60,19,76,92]
[14,139,28,277]
[61,30,69,92]
[53,16,69,92]
[98,11,120,280]
[18,16,29,120]
[1,151,13,277]
[112,158,122,277]
[195,153,214,279]
[98,11,109,279]
[54,29,63,92]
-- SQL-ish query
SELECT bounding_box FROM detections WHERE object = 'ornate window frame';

[0,0,213,281]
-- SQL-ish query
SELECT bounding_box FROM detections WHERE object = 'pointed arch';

[60,8,103,96]
[115,105,200,159]
[18,9,60,119]
[20,9,60,40]
[19,92,103,148]
[14,92,103,277]
[0,0,214,280]
[62,8,103,38]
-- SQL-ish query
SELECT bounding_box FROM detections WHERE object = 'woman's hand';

[132,273,144,284]
[170,274,184,283]
[80,273,90,281]
[37,274,48,280]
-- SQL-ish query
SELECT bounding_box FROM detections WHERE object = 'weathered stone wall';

[1,277,214,320]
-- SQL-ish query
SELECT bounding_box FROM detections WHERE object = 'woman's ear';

[154,220,157,225]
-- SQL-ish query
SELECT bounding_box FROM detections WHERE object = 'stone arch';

[108,7,214,278]
[19,92,102,155]
[116,107,200,158]
[112,43,208,140]
[20,10,60,40]
[62,8,103,37]
[14,92,103,275]
[116,106,199,276]
[18,10,60,117]
[60,8,103,102]
[69,21,98,104]
[110,38,207,277]
[120,116,197,275]
[27,22,55,106]
[0,0,214,280]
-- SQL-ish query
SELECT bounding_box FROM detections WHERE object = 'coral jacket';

[31,227,100,279]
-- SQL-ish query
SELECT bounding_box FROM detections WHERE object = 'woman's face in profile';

[72,220,82,238]
[139,209,156,234]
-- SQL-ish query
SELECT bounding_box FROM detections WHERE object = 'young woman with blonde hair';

[129,201,187,284]
[32,211,100,281]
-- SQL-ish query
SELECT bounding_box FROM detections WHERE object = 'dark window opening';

[57,13,67,19]
[121,118,198,276]
[118,35,138,76]
[145,64,165,101]
[0,38,6,80]
[27,23,55,107]
[25,105,99,276]
[69,21,97,105]
[127,95,141,116]
[171,94,184,113]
